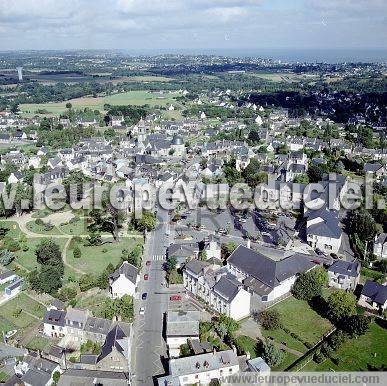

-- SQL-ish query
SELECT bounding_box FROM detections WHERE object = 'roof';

[98,324,130,362]
[0,270,15,281]
[43,309,66,327]
[212,274,242,302]
[184,259,209,276]
[58,369,129,386]
[364,163,383,173]
[168,242,199,258]
[328,260,360,278]
[306,207,342,239]
[247,356,271,373]
[109,261,138,284]
[84,316,112,335]
[361,280,387,305]
[21,368,51,386]
[167,310,200,338]
[228,245,315,289]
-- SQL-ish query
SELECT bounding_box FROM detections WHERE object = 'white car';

[139,307,145,316]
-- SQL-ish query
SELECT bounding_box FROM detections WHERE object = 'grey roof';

[361,280,387,305]
[364,163,383,173]
[328,260,360,278]
[58,369,129,386]
[0,270,15,281]
[168,242,199,258]
[98,324,129,362]
[24,353,58,374]
[171,135,184,145]
[65,307,88,327]
[80,354,98,364]
[43,309,66,327]
[306,207,342,239]
[84,316,112,335]
[21,368,51,386]
[248,356,271,373]
[167,310,200,338]
[212,274,242,302]
[184,259,209,276]
[5,278,23,291]
[228,245,315,289]
[109,261,138,284]
[375,233,387,245]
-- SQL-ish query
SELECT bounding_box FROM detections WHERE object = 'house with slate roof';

[358,281,387,312]
[109,261,139,299]
[328,260,360,291]
[227,245,315,303]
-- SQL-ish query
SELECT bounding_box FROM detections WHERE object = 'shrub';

[259,310,282,330]
[5,239,20,252]
[262,342,284,367]
[73,246,81,259]
[313,350,325,364]
[0,249,15,265]
[35,218,44,226]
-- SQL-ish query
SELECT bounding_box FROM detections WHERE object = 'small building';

[166,310,200,358]
[373,233,387,260]
[109,261,139,299]
[328,260,360,291]
[358,280,387,312]
[0,270,17,285]
[247,356,270,375]
[4,278,23,298]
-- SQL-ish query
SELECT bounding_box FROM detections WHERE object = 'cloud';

[0,0,385,50]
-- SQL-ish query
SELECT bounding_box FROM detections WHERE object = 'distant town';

[0,50,386,386]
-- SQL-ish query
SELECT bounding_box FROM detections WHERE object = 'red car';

[144,274,149,280]
[170,295,181,301]
[146,261,151,266]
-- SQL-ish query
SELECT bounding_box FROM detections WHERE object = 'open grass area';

[25,335,54,352]
[264,296,333,351]
[0,315,16,335]
[26,221,61,235]
[20,90,183,116]
[302,322,387,371]
[75,288,109,316]
[66,236,142,275]
[0,293,43,329]
[274,351,299,371]
[0,372,9,383]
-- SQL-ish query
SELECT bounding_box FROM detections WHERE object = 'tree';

[341,314,370,336]
[133,211,156,232]
[33,265,63,295]
[87,231,102,246]
[198,250,207,261]
[247,129,260,145]
[65,102,72,109]
[166,256,177,272]
[326,290,357,324]
[35,239,62,265]
[0,249,15,265]
[262,342,284,367]
[73,246,81,259]
[53,371,61,385]
[347,209,377,243]
[259,309,282,330]
[293,173,309,184]
[307,164,325,183]
[127,245,142,268]
[292,267,328,301]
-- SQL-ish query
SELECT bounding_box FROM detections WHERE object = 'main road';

[131,206,173,386]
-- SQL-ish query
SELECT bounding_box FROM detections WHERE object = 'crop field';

[20,90,183,116]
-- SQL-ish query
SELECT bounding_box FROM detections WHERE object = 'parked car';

[144,274,149,280]
[142,293,148,300]
[139,307,145,315]
[146,260,151,266]
[170,295,181,301]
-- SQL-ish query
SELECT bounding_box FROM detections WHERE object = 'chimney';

[246,239,251,249]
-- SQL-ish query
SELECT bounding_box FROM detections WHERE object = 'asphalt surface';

[131,206,173,386]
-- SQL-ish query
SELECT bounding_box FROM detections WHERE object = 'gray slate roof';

[328,260,360,278]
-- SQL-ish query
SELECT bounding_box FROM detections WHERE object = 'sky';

[0,0,386,51]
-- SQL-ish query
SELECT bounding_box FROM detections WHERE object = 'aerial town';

[0,29,386,386]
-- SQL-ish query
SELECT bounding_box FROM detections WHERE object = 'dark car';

[142,293,148,300]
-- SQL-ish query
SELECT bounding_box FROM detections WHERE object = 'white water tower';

[16,67,23,81]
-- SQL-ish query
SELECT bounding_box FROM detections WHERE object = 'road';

[131,206,173,386]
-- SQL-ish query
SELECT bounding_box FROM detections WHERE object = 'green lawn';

[75,289,109,316]
[66,237,142,275]
[26,221,61,235]
[20,90,183,116]
[0,372,9,383]
[302,322,387,371]
[273,351,299,371]
[265,296,333,349]
[0,315,16,335]
[25,336,54,352]
[262,328,308,353]
[58,218,89,235]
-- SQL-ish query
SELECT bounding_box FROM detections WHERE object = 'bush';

[259,309,282,330]
[0,249,15,265]
[262,342,284,367]
[78,274,96,292]
[5,239,20,252]
[73,246,81,259]
[35,218,44,226]
[313,350,326,364]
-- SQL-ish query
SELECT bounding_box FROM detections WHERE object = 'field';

[262,296,333,352]
[20,90,183,116]
[66,236,142,275]
[302,322,387,371]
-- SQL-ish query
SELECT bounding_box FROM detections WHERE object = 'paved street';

[131,207,173,386]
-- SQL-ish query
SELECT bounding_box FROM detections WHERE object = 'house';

[247,357,270,375]
[168,243,200,268]
[327,260,360,291]
[364,163,386,180]
[183,260,251,320]
[57,369,130,386]
[4,277,23,298]
[14,353,60,386]
[7,171,24,184]
[0,270,17,284]
[109,261,139,299]
[203,235,221,260]
[157,349,241,386]
[373,233,387,260]
[358,281,387,312]
[166,310,200,358]
[227,245,315,303]
[305,207,342,254]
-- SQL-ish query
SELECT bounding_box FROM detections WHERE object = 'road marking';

[152,254,164,260]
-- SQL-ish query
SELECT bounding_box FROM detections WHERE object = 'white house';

[204,235,221,260]
[327,260,360,291]
[109,261,139,299]
[358,281,387,312]
[374,233,387,260]
[166,310,200,358]
[158,349,241,386]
